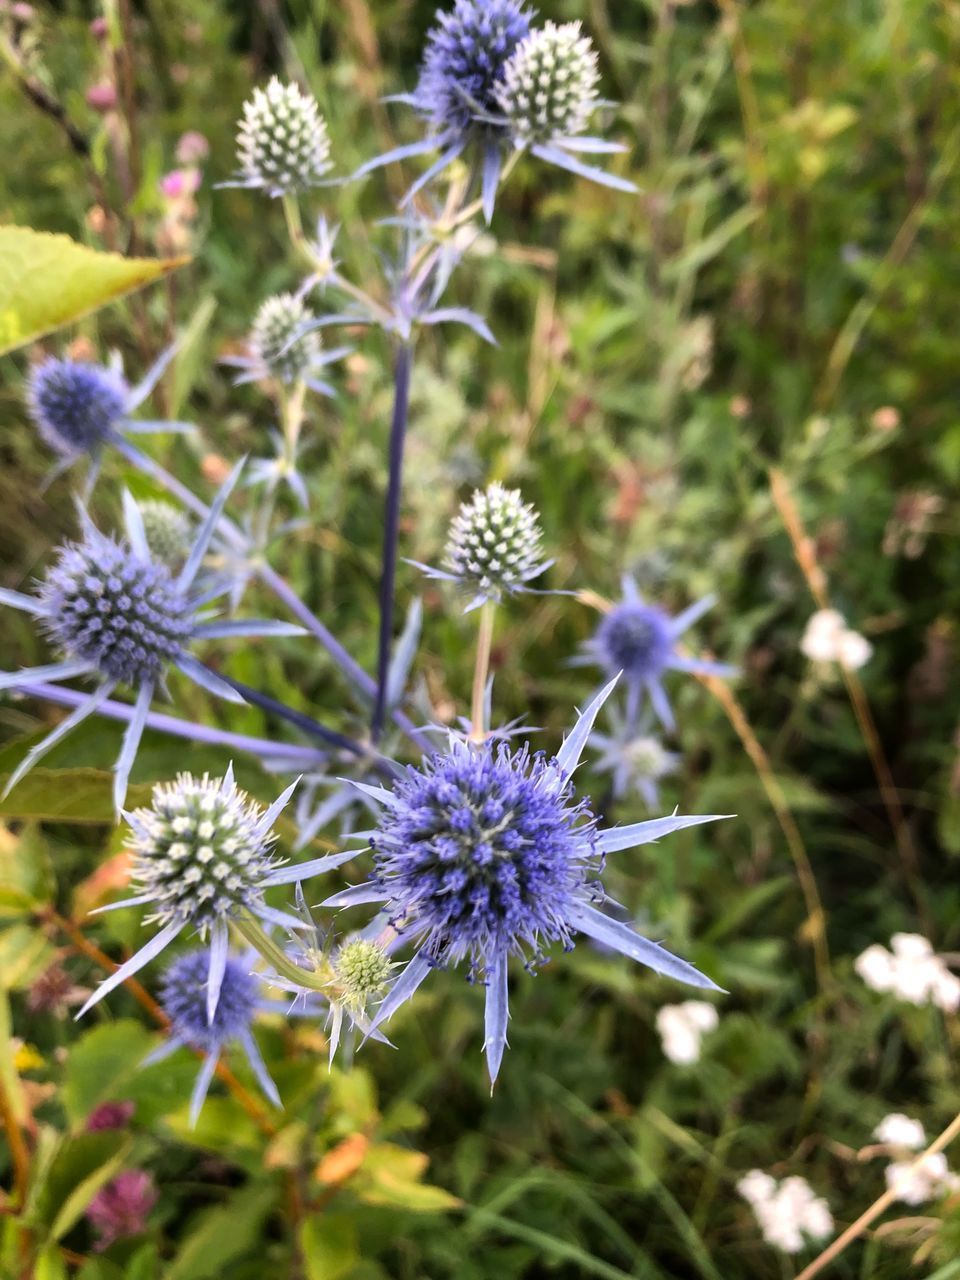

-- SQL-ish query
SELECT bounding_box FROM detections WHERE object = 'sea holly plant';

[0,0,735,1120]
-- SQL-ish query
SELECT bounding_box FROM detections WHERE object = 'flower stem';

[234,912,342,999]
[16,681,324,764]
[795,1107,960,1279]
[371,342,414,740]
[470,601,496,742]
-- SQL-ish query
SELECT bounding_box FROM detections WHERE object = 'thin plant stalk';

[470,600,496,742]
[769,467,924,897]
[795,1107,960,1280]
[371,342,414,739]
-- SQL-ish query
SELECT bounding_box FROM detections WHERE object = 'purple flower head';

[372,739,602,974]
[596,602,674,684]
[416,0,533,137]
[579,578,736,733]
[161,949,258,1051]
[86,1169,157,1250]
[324,680,728,1084]
[0,466,306,813]
[40,528,194,686]
[148,946,285,1125]
[27,359,127,458]
[25,347,194,482]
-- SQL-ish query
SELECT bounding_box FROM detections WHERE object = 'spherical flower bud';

[27,358,127,458]
[86,82,118,112]
[128,773,281,932]
[417,0,532,136]
[160,948,257,1050]
[39,529,193,686]
[496,21,600,145]
[235,77,331,195]
[333,939,393,1009]
[444,483,545,601]
[138,500,193,566]
[249,293,321,384]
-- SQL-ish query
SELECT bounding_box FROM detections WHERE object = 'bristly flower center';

[370,740,601,976]
[596,602,673,681]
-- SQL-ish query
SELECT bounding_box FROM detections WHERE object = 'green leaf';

[356,1144,461,1213]
[164,1183,277,1280]
[662,204,760,281]
[0,824,56,918]
[62,1020,155,1126]
[0,226,189,355]
[30,1130,132,1242]
[0,988,25,1123]
[0,922,56,990]
[300,1215,360,1280]
[0,765,153,824]
[34,1244,69,1280]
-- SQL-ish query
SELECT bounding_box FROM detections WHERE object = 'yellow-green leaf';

[0,225,189,356]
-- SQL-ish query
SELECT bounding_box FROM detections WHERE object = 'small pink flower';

[159,168,200,199]
[86,82,117,112]
[176,131,210,165]
[86,1169,157,1250]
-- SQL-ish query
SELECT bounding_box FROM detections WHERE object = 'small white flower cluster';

[496,21,600,146]
[874,1115,960,1204]
[235,77,332,196]
[800,608,872,669]
[655,1000,718,1065]
[737,1170,833,1254]
[250,293,321,384]
[444,482,545,601]
[855,933,960,1012]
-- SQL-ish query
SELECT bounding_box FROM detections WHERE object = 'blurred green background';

[1,0,959,1275]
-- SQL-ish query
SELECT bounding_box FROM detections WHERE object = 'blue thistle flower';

[75,768,357,1024]
[580,577,736,732]
[354,0,533,221]
[26,347,193,485]
[146,948,280,1125]
[0,466,306,812]
[355,6,635,217]
[590,707,680,808]
[324,679,728,1084]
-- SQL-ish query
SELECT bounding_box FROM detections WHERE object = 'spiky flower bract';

[496,20,599,146]
[355,0,533,220]
[232,77,332,196]
[580,578,736,732]
[325,681,726,1083]
[138,500,193,566]
[27,358,126,458]
[412,482,551,610]
[0,467,307,812]
[152,947,280,1124]
[416,0,532,137]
